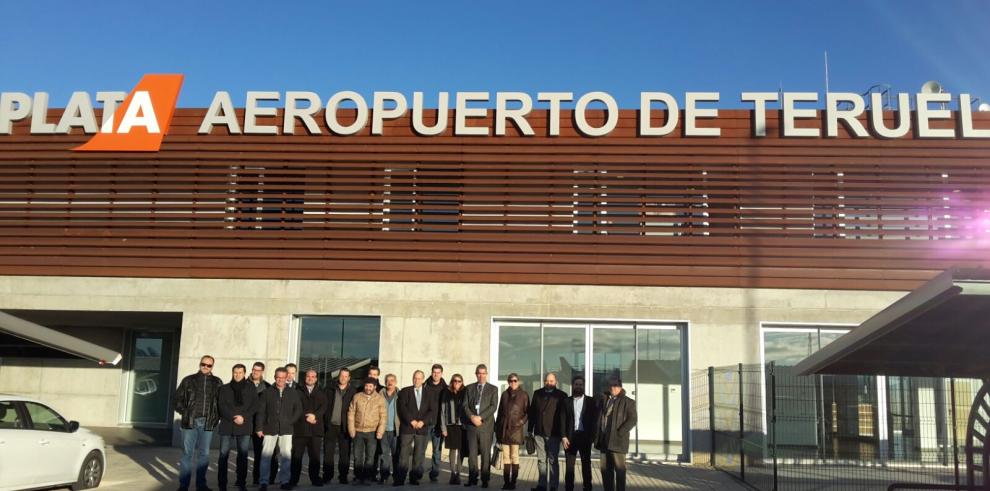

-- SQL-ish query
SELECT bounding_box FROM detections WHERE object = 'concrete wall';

[0,276,906,458]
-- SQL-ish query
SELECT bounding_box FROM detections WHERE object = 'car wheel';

[72,450,103,490]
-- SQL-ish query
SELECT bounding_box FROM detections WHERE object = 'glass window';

[128,333,175,424]
[498,325,541,394]
[542,327,585,395]
[592,328,636,399]
[0,401,23,429]
[23,402,67,432]
[636,328,683,455]
[298,316,380,389]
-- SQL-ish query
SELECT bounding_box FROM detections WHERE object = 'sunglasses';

[452,380,463,384]
[200,363,213,368]
[509,379,519,383]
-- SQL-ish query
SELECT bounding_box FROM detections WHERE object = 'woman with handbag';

[494,373,529,490]
[441,374,468,484]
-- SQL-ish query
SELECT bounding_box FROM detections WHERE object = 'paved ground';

[94,446,746,491]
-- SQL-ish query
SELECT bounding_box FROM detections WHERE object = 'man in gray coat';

[462,363,499,488]
[594,378,637,491]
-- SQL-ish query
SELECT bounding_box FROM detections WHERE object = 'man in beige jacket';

[348,377,387,485]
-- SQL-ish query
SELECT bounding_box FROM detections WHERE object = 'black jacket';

[218,380,259,436]
[462,382,499,432]
[324,383,357,433]
[562,394,599,441]
[397,385,438,436]
[255,385,304,436]
[293,385,329,437]
[529,387,568,437]
[174,372,224,430]
[423,377,447,429]
[595,390,637,454]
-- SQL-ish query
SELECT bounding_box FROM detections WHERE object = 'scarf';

[230,378,250,406]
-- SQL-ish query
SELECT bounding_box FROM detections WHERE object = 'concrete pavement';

[97,445,746,491]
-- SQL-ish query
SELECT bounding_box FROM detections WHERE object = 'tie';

[415,388,421,410]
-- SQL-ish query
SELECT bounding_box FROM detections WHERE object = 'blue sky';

[2,1,988,108]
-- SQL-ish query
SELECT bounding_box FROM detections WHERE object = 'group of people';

[173,355,637,491]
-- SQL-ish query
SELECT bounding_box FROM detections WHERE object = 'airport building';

[0,90,987,462]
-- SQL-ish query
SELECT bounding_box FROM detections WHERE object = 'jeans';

[535,435,561,490]
[179,417,214,489]
[426,424,443,479]
[564,432,593,491]
[217,434,251,488]
[600,451,627,491]
[379,430,397,481]
[353,432,378,481]
[260,434,293,485]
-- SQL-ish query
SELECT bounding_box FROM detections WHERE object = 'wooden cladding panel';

[1,108,989,290]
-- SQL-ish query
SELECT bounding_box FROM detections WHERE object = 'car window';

[0,401,23,429]
[23,402,68,432]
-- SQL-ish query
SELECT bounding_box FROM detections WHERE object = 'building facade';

[0,104,986,462]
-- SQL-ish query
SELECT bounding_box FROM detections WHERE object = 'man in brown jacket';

[348,377,387,485]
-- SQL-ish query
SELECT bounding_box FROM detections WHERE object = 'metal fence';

[707,363,982,491]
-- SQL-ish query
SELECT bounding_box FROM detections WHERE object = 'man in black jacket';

[289,369,328,488]
[423,363,448,482]
[595,378,637,491]
[248,362,273,486]
[322,367,357,484]
[174,354,223,491]
[463,363,499,488]
[395,370,437,486]
[561,375,597,491]
[529,372,568,491]
[255,367,303,490]
[217,364,259,491]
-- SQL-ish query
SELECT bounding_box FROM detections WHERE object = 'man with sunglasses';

[174,355,224,491]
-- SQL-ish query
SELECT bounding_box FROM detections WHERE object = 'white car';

[0,395,106,490]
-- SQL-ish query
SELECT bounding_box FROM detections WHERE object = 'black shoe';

[340,477,349,484]
[482,481,489,489]
[450,474,462,485]
[178,488,188,491]
[259,486,267,491]
[409,479,420,485]
[280,484,294,490]
[198,487,214,491]
[430,475,439,483]
[392,481,404,487]
[466,480,477,487]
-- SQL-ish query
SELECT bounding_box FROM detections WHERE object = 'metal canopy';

[793,269,990,378]
[0,310,123,365]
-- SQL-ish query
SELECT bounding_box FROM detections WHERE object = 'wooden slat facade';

[1,108,989,290]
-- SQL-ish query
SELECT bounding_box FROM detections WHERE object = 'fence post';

[739,362,745,482]
[769,362,778,491]
[709,366,716,467]
[951,378,960,488]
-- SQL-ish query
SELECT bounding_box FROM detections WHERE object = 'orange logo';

[74,74,184,152]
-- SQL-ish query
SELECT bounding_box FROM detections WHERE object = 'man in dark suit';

[323,368,357,484]
[529,372,568,491]
[289,369,328,488]
[561,375,597,491]
[462,363,499,488]
[595,378,637,491]
[395,370,438,486]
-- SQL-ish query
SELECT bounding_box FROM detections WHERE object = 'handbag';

[491,443,501,468]
[525,435,536,455]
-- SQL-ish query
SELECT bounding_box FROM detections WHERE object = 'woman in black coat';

[440,374,468,484]
[494,373,529,490]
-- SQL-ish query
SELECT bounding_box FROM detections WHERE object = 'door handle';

[39,439,50,445]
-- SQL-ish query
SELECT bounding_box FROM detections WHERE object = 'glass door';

[495,320,686,460]
[636,325,684,457]
[126,331,176,425]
